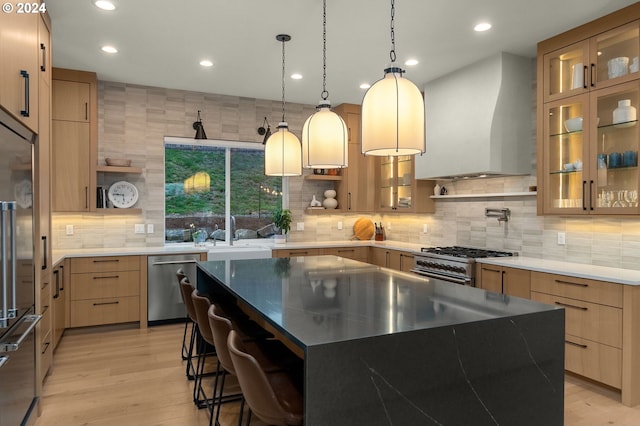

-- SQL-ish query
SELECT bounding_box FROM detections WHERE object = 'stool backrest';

[228,330,302,426]
[191,290,214,346]
[179,278,197,322]
[207,304,235,375]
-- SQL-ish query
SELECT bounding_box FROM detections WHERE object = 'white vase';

[613,99,636,124]
[323,189,338,209]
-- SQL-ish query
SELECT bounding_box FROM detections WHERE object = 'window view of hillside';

[164,142,282,242]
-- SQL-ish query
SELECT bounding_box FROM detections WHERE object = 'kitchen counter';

[197,255,565,425]
[477,256,640,285]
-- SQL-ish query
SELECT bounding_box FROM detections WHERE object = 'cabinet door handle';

[589,180,594,210]
[554,301,588,311]
[41,341,50,354]
[85,102,88,121]
[85,187,89,209]
[566,340,588,349]
[337,249,354,253]
[482,267,501,273]
[59,265,64,291]
[347,127,351,142]
[582,65,588,89]
[41,236,47,270]
[348,192,352,210]
[20,70,30,117]
[289,251,307,256]
[93,275,120,280]
[53,270,59,299]
[93,259,120,263]
[582,180,587,210]
[590,63,596,87]
[555,279,588,288]
[40,43,46,72]
[93,301,119,306]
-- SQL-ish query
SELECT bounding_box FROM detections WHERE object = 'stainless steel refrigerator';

[0,106,40,426]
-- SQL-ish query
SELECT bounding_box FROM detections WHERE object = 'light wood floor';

[35,323,640,426]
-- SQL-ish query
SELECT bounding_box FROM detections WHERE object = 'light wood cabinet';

[478,265,531,298]
[69,256,141,327]
[51,68,97,212]
[272,248,323,258]
[537,4,640,216]
[369,247,415,272]
[334,103,375,212]
[322,246,369,262]
[530,272,624,390]
[52,261,67,349]
[376,155,435,213]
[0,3,39,131]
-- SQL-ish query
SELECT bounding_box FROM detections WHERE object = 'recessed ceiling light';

[199,60,213,67]
[291,73,303,80]
[94,0,116,11]
[474,22,492,32]
[405,59,419,66]
[360,83,371,90]
[101,45,118,54]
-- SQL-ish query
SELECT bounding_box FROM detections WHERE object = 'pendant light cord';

[321,0,328,100]
[389,0,396,63]
[281,38,286,122]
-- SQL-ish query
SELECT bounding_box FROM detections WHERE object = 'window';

[164,137,283,243]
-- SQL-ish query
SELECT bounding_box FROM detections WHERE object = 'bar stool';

[228,330,304,426]
[176,269,192,362]
[178,276,198,380]
[191,289,220,409]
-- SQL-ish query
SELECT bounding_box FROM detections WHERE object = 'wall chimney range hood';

[415,52,533,180]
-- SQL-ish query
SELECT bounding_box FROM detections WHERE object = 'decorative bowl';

[564,117,583,132]
[105,158,132,167]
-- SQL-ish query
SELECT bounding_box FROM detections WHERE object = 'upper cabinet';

[543,21,640,102]
[537,4,640,216]
[0,3,40,132]
[376,155,435,213]
[334,104,375,212]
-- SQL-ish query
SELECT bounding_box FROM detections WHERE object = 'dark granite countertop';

[197,255,558,350]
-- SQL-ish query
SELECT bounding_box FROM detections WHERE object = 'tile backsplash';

[51,80,640,270]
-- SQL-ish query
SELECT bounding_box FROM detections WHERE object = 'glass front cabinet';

[539,17,640,215]
[376,155,435,213]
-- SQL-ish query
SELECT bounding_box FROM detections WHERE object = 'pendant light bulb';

[302,0,348,169]
[361,0,425,156]
[264,34,302,177]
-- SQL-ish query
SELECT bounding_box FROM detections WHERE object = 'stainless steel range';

[412,246,516,286]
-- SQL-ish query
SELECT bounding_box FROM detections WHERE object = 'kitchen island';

[197,255,565,425]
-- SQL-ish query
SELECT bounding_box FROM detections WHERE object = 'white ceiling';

[48,0,637,106]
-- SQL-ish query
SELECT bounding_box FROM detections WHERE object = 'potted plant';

[272,207,292,244]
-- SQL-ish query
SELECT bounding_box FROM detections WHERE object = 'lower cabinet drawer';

[531,291,622,348]
[40,330,53,383]
[565,335,622,389]
[39,303,52,344]
[70,270,140,300]
[69,296,140,327]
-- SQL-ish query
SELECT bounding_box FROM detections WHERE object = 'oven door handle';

[0,314,41,353]
[411,269,470,285]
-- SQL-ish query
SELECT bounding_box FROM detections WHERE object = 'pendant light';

[264,34,302,177]
[361,0,425,156]
[302,0,348,169]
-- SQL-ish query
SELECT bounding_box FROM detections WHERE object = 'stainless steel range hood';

[415,52,534,180]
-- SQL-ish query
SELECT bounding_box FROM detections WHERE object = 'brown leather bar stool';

[176,269,193,363]
[178,276,198,380]
[228,330,304,426]
[191,289,220,409]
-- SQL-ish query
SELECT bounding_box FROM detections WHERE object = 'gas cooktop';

[420,246,516,259]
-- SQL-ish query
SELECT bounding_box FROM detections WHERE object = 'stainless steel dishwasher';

[147,253,200,325]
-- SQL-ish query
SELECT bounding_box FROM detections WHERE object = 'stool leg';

[181,315,190,360]
[186,321,197,380]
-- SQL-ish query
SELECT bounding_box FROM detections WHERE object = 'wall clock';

[107,181,139,208]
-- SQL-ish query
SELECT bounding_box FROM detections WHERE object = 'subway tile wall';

[51,80,640,270]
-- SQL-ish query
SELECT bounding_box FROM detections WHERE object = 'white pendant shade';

[361,69,425,156]
[183,171,210,193]
[302,104,348,168]
[264,122,302,176]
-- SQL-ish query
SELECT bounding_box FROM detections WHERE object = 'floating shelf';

[304,174,342,181]
[305,208,343,215]
[96,165,143,174]
[430,192,537,199]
